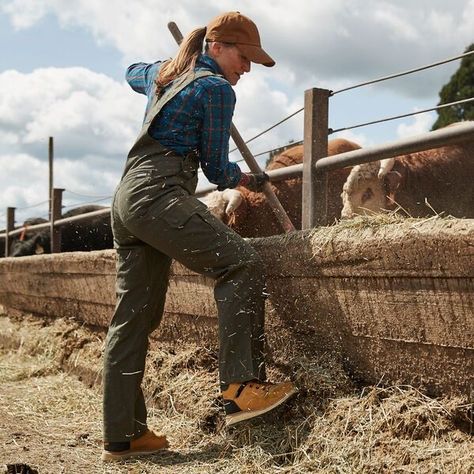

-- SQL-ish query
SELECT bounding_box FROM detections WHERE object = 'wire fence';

[13,200,50,212]
[61,198,113,212]
[0,200,51,229]
[331,49,474,96]
[187,48,474,181]
[227,48,474,161]
[228,108,304,155]
[330,97,474,135]
[61,190,113,211]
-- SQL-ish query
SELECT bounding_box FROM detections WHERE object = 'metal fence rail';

[3,121,472,250]
[265,121,474,181]
[4,208,111,239]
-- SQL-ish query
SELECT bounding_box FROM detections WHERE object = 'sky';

[0,0,473,229]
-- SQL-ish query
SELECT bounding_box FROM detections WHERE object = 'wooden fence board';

[1,218,472,395]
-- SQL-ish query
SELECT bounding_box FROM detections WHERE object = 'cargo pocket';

[194,208,227,234]
[158,195,208,229]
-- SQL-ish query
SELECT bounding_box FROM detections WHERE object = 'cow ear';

[378,158,395,179]
[222,189,243,215]
[227,195,248,227]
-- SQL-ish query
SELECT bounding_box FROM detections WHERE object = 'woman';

[102,11,296,462]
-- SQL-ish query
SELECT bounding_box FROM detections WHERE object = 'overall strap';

[144,70,218,128]
[123,70,220,177]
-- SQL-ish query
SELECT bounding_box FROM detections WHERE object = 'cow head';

[11,232,49,257]
[9,218,49,257]
[341,159,403,218]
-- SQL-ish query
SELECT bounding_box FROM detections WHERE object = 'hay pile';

[1,312,473,473]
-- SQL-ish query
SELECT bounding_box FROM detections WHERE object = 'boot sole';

[225,387,297,426]
[101,446,168,462]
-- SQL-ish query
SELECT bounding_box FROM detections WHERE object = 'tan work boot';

[101,429,169,462]
[222,380,297,426]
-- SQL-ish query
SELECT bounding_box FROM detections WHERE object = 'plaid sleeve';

[200,81,242,189]
[126,62,161,96]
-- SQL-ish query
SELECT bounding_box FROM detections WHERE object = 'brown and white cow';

[203,138,361,237]
[341,127,474,219]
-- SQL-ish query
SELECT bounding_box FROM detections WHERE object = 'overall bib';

[103,71,267,442]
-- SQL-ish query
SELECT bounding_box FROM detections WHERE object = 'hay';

[1,313,473,473]
[301,213,468,261]
[290,385,473,472]
[252,213,466,264]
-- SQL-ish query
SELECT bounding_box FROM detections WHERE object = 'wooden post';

[50,188,63,253]
[5,207,15,257]
[48,137,54,221]
[302,88,330,229]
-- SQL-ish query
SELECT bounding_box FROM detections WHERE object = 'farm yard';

[1,3,474,473]
[1,216,473,473]
[1,114,473,474]
[1,304,473,473]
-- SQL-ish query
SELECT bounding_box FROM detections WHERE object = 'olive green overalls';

[103,70,267,442]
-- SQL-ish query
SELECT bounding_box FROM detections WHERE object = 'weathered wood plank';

[1,218,473,395]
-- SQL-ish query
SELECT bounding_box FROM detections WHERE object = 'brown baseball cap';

[205,12,275,67]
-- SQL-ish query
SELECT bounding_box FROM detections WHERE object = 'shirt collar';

[196,54,224,76]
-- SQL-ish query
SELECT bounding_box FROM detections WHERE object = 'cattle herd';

[0,205,113,258]
[1,123,473,256]
[204,127,473,237]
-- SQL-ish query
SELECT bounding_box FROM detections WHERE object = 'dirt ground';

[0,312,473,474]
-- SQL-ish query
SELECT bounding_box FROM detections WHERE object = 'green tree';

[432,43,474,130]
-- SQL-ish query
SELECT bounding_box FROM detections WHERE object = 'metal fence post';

[49,136,54,221]
[51,188,63,253]
[302,88,330,229]
[5,207,15,257]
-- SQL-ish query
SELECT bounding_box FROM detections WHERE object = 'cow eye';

[361,188,373,203]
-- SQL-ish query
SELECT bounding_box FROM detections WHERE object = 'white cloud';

[0,66,146,227]
[0,130,19,146]
[1,0,47,29]
[0,153,50,226]
[2,0,473,96]
[0,67,144,158]
[0,152,118,228]
[373,6,419,42]
[459,0,474,40]
[396,111,435,138]
[233,70,303,154]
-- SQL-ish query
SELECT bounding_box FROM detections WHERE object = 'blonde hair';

[155,26,207,95]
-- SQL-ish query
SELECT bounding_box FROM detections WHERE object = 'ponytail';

[155,26,207,95]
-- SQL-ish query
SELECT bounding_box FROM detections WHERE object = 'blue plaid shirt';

[126,54,242,189]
